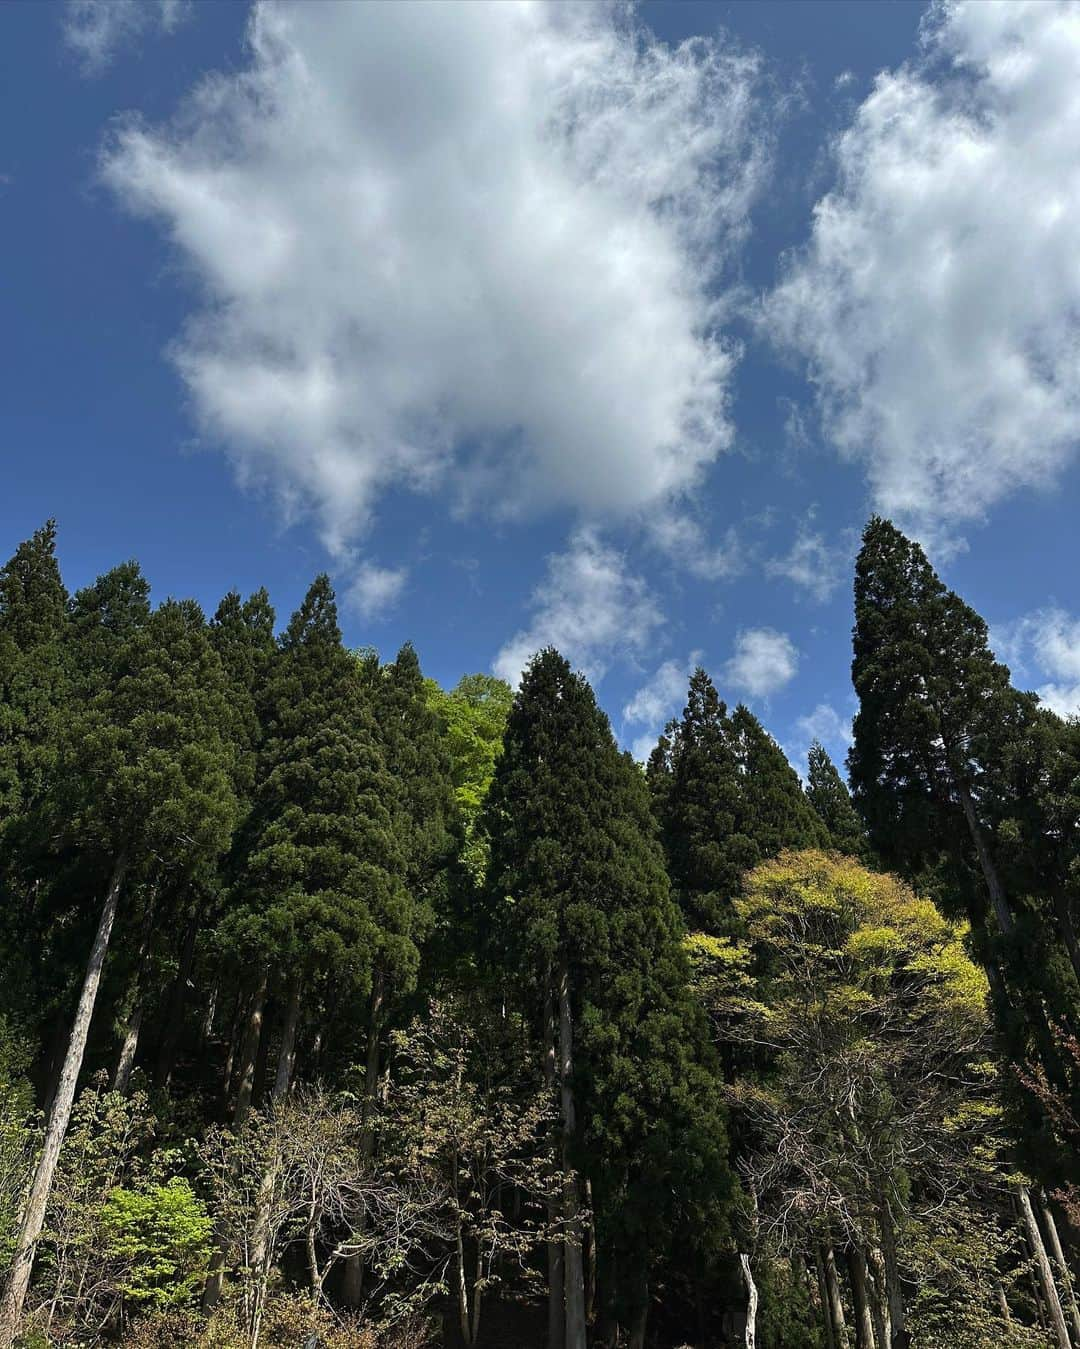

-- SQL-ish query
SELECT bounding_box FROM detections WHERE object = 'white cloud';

[103,0,768,569]
[724,627,798,699]
[622,651,702,761]
[994,606,1080,718]
[786,700,853,777]
[766,516,848,602]
[347,562,407,622]
[766,1,1080,546]
[493,528,662,686]
[647,513,744,581]
[64,0,189,75]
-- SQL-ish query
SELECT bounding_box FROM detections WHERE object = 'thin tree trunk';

[584,1178,597,1324]
[204,968,268,1313]
[996,1279,1012,1323]
[816,1249,838,1349]
[954,779,1014,936]
[739,1254,758,1349]
[545,996,565,1349]
[0,851,128,1349]
[200,980,219,1049]
[112,997,144,1094]
[559,960,587,1349]
[1040,1188,1080,1346]
[157,906,200,1084]
[113,893,156,1094]
[875,1183,909,1348]
[824,1245,850,1349]
[342,971,384,1309]
[233,971,268,1126]
[847,1249,876,1349]
[867,1248,890,1349]
[1018,1183,1072,1349]
[249,976,302,1324]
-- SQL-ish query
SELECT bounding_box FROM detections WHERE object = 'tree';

[806,742,867,858]
[0,599,238,1346]
[648,670,827,933]
[847,516,1080,1128]
[484,650,733,1348]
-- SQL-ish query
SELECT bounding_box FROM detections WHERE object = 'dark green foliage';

[0,523,68,837]
[68,561,151,695]
[485,649,734,1319]
[647,668,826,931]
[805,741,867,857]
[224,577,411,999]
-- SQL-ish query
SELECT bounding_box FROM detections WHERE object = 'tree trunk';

[1018,1183,1072,1349]
[739,1253,758,1349]
[157,907,200,1084]
[233,970,268,1126]
[545,996,565,1349]
[824,1245,850,1349]
[867,1248,890,1349]
[342,971,385,1310]
[954,779,1014,937]
[199,980,219,1049]
[816,1249,838,1349]
[584,1178,597,1324]
[559,960,587,1349]
[875,1183,909,1348]
[203,968,268,1313]
[1040,1188,1080,1346]
[628,1297,648,1349]
[249,976,302,1317]
[112,996,144,1094]
[996,1279,1012,1323]
[0,851,128,1349]
[847,1249,876,1349]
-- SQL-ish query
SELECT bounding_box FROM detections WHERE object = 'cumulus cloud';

[766,1,1080,546]
[994,606,1080,718]
[65,0,189,75]
[622,651,702,761]
[493,528,662,686]
[103,0,768,571]
[347,562,407,622]
[647,513,744,581]
[766,515,848,602]
[724,627,798,699]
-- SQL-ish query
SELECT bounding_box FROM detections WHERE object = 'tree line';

[0,515,1078,1348]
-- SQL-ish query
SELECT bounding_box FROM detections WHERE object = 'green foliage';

[99,1178,212,1308]
[648,668,826,932]
[805,741,867,857]
[0,1018,35,1268]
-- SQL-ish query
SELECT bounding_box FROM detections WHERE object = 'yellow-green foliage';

[737,848,988,1021]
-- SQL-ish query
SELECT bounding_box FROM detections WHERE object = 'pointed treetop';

[0,520,67,651]
[282,574,341,651]
[806,740,867,858]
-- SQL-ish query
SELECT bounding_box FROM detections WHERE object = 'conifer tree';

[0,522,68,840]
[67,561,151,695]
[0,599,238,1346]
[485,650,732,1348]
[648,670,826,932]
[805,741,867,857]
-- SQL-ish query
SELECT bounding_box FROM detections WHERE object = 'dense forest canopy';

[1,517,1079,1349]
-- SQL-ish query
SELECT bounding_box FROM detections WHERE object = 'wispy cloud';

[993,606,1080,719]
[622,651,703,762]
[64,0,190,76]
[493,528,663,687]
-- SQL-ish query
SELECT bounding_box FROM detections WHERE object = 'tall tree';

[485,650,732,1347]
[805,742,867,858]
[0,599,238,1346]
[648,670,826,932]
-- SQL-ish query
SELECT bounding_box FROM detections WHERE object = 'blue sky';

[3,0,1080,769]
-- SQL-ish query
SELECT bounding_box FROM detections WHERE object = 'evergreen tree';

[485,650,732,1348]
[0,522,68,838]
[0,599,238,1346]
[67,561,151,695]
[648,670,826,932]
[805,740,867,857]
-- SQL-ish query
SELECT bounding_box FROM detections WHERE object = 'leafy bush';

[99,1177,212,1309]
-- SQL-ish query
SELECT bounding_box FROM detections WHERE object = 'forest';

[0,515,1078,1349]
